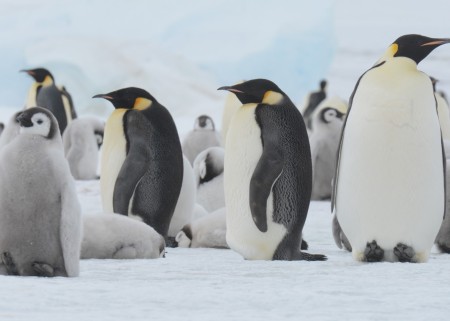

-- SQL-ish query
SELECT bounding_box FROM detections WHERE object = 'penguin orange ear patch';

[262,91,284,105]
[134,97,152,110]
[390,43,399,56]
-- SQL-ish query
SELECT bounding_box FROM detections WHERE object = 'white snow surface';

[1,0,450,320]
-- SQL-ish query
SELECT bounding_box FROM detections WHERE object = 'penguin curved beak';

[92,94,113,100]
[217,86,245,94]
[421,38,450,47]
[20,69,33,76]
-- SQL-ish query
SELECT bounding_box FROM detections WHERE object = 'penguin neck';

[41,75,54,87]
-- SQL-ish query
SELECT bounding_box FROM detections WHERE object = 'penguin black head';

[218,78,286,105]
[16,107,58,139]
[320,107,345,124]
[20,68,54,83]
[195,115,215,130]
[93,87,157,110]
[385,34,450,64]
[319,79,327,91]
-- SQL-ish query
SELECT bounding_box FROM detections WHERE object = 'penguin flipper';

[113,111,151,216]
[332,213,352,251]
[249,145,283,232]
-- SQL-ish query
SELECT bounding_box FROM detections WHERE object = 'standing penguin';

[62,117,104,180]
[182,115,221,165]
[431,77,450,141]
[218,79,326,261]
[302,79,327,130]
[309,99,346,200]
[21,68,76,133]
[333,34,449,263]
[0,107,82,277]
[93,87,183,238]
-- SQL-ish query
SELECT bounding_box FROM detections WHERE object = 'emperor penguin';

[333,34,449,263]
[0,107,82,277]
[175,207,228,249]
[62,116,104,180]
[93,87,183,239]
[81,213,165,259]
[182,115,221,165]
[218,79,326,261]
[302,79,327,130]
[193,146,225,213]
[21,68,77,133]
[0,123,4,136]
[309,98,347,200]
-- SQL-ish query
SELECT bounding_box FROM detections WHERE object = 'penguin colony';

[1,33,450,277]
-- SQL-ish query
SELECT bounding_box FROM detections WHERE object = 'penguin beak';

[421,38,450,47]
[20,69,34,76]
[92,94,113,100]
[16,113,33,128]
[217,86,245,94]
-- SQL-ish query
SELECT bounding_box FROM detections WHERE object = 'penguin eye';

[37,119,43,124]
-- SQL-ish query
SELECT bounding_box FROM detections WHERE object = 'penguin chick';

[0,111,22,149]
[63,116,104,180]
[81,213,165,259]
[182,115,221,165]
[309,100,346,200]
[175,207,228,249]
[193,146,225,212]
[0,107,82,277]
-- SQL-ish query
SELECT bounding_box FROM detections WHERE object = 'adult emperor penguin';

[435,159,450,253]
[0,107,82,277]
[62,116,104,180]
[309,98,347,200]
[21,68,76,133]
[302,79,327,130]
[218,79,326,261]
[93,87,183,238]
[333,34,449,263]
[182,114,221,165]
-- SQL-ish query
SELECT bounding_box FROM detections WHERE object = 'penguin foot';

[300,239,308,250]
[364,241,384,262]
[165,236,178,248]
[393,243,416,263]
[1,252,19,275]
[436,243,450,254]
[298,252,327,261]
[32,262,55,277]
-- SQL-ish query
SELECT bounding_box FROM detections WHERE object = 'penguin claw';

[32,262,55,277]
[393,243,416,263]
[364,241,384,262]
[1,252,19,275]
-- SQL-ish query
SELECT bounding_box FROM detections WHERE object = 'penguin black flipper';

[112,111,151,216]
[249,129,284,232]
[331,61,385,213]
[36,85,67,133]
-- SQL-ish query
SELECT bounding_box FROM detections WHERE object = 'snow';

[1,0,450,320]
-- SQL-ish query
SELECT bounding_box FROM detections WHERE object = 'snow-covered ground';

[1,0,450,320]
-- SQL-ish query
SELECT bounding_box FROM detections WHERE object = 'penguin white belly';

[25,84,39,108]
[101,109,127,213]
[337,67,444,262]
[225,104,286,260]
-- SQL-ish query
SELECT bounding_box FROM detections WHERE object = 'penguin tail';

[299,251,327,261]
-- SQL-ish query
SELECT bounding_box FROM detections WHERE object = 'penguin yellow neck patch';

[133,97,152,110]
[262,91,284,105]
[42,75,54,86]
